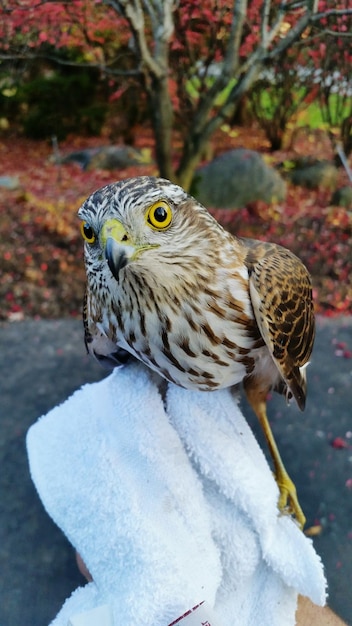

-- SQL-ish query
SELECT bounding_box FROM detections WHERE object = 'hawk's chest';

[99,265,263,390]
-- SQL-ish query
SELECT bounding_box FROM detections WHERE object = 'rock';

[285,159,338,191]
[61,148,98,169]
[88,146,153,170]
[191,149,286,209]
[61,145,153,171]
[331,186,352,209]
[0,175,20,190]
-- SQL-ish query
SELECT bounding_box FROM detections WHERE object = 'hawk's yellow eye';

[146,201,172,230]
[80,221,96,244]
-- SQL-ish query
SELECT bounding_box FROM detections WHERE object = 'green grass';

[186,74,350,130]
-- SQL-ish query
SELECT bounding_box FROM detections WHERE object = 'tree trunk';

[176,64,263,191]
[146,75,176,183]
[177,136,209,192]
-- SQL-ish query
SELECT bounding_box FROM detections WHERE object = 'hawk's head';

[78,175,223,286]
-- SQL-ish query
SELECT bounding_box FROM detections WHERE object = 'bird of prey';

[78,176,315,529]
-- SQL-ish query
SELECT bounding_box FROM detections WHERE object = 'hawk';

[78,176,315,529]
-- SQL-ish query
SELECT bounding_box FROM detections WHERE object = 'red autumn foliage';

[0,1,128,54]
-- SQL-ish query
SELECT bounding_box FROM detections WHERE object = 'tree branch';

[268,5,352,60]
[104,0,176,179]
[184,0,248,140]
[104,0,160,76]
[0,51,141,76]
[227,0,248,74]
[311,7,352,21]
[104,0,175,78]
[260,0,272,47]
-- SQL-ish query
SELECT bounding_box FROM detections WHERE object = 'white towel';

[26,362,326,626]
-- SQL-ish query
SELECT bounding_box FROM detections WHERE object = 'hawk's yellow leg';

[245,386,306,530]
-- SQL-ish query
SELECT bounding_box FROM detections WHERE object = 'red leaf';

[330,437,349,450]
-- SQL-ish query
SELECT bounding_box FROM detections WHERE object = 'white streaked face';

[78,176,226,281]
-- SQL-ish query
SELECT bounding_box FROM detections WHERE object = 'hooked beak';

[101,219,136,280]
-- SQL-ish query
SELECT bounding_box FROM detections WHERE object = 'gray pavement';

[0,317,351,625]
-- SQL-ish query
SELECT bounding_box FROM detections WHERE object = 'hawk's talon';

[276,471,306,530]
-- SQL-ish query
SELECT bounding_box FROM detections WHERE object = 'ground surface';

[0,317,351,625]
